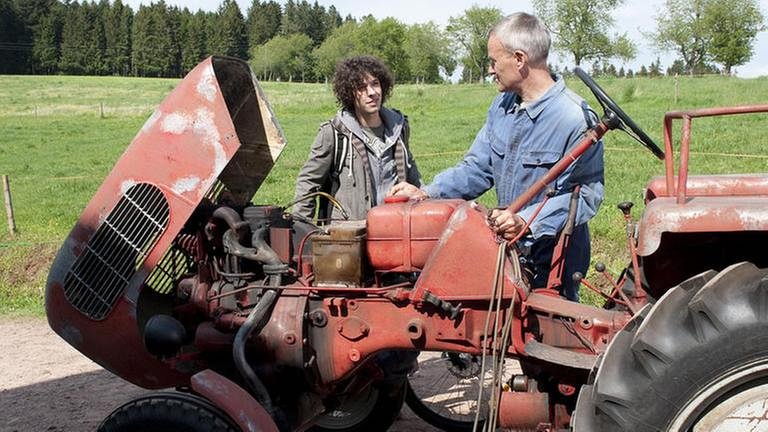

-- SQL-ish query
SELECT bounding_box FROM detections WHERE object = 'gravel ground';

[0,317,439,432]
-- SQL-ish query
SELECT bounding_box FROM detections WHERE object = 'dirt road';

[0,317,439,432]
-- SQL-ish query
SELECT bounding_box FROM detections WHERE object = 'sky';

[123,0,768,78]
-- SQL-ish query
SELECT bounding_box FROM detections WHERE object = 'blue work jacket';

[424,78,604,300]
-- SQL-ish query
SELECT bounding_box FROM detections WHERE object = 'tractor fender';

[644,174,768,202]
[190,369,279,432]
[637,195,768,256]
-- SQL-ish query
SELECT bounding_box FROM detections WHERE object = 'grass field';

[1,72,768,314]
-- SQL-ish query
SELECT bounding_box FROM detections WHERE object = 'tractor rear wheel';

[98,392,238,432]
[572,262,768,431]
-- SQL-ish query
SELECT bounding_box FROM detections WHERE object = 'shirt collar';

[504,76,565,120]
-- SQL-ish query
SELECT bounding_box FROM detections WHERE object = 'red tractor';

[46,56,768,431]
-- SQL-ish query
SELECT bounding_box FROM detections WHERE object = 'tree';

[32,4,63,74]
[591,60,602,76]
[648,57,662,77]
[84,1,108,75]
[652,0,711,74]
[446,6,502,83]
[324,5,342,36]
[312,20,362,80]
[312,17,411,82]
[246,0,281,47]
[209,0,247,59]
[59,2,90,74]
[667,59,686,75]
[15,0,58,73]
[179,9,209,73]
[534,0,636,67]
[103,0,133,75]
[358,17,410,80]
[250,33,313,81]
[405,22,455,83]
[653,0,764,75]
[0,0,29,73]
[132,2,180,77]
[280,0,302,35]
[704,0,764,74]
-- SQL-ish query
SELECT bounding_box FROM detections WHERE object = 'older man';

[390,12,603,301]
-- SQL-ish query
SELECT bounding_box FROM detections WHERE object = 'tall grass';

[1,73,767,314]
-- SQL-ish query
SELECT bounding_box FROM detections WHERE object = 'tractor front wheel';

[98,392,238,432]
[572,262,768,431]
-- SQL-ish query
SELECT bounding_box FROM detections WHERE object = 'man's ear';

[514,50,528,69]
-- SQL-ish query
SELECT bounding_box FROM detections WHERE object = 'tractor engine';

[132,197,468,429]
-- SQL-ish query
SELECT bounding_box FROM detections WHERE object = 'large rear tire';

[572,262,768,431]
[98,392,238,432]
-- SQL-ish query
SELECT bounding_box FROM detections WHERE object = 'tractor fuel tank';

[366,198,464,272]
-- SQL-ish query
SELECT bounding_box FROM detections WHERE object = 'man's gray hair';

[490,12,551,66]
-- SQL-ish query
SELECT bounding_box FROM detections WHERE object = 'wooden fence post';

[674,74,679,104]
[2,175,16,236]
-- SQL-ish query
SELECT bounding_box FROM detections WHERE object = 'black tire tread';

[98,392,238,432]
[573,262,768,432]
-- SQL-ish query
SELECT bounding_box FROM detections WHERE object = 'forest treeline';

[0,0,764,82]
[0,0,461,83]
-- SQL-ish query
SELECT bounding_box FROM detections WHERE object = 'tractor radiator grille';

[145,240,195,295]
[63,183,169,320]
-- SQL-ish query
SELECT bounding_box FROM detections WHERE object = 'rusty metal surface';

[645,174,768,201]
[638,104,768,257]
[637,196,768,256]
[661,105,768,200]
[497,390,550,430]
[525,292,629,330]
[190,369,279,432]
[366,199,464,272]
[523,340,596,371]
[413,202,525,301]
[312,221,367,286]
[45,56,286,387]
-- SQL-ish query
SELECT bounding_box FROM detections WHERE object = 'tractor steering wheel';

[574,67,665,160]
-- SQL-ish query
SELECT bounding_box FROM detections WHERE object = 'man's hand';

[388,182,429,200]
[488,208,529,240]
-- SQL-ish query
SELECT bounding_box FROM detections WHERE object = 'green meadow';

[1,73,768,314]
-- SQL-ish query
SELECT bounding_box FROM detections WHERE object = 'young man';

[390,13,604,301]
[293,55,421,222]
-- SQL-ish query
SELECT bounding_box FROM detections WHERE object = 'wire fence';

[3,143,768,251]
[0,103,157,118]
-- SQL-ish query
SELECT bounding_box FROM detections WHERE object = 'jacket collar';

[338,107,404,149]
[502,76,565,120]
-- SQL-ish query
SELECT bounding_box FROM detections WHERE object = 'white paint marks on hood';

[120,179,138,195]
[197,64,217,103]
[162,111,193,135]
[172,176,201,195]
[194,107,227,172]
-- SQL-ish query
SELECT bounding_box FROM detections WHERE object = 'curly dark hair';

[332,55,394,112]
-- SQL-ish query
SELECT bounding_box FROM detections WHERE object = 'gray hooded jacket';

[293,107,422,221]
